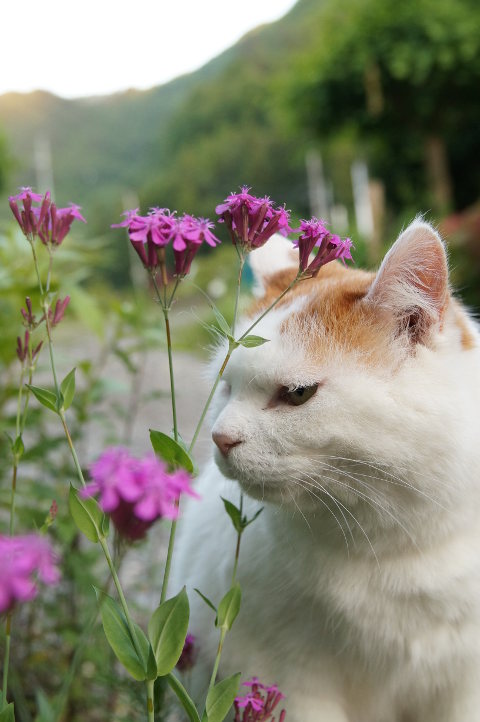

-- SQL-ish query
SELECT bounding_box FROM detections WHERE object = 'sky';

[1,0,297,99]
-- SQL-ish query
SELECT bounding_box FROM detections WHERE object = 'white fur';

[171,221,480,722]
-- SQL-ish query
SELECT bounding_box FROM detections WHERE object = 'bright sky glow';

[1,0,297,99]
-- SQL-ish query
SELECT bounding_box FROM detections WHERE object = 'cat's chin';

[214,453,285,503]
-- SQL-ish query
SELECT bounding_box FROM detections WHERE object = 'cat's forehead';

[246,262,396,367]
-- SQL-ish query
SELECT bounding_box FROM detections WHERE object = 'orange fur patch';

[451,299,477,351]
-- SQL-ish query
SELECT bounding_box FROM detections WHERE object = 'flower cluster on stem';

[216,186,292,253]
[0,534,60,614]
[293,217,353,277]
[9,187,86,246]
[82,447,198,541]
[234,678,286,722]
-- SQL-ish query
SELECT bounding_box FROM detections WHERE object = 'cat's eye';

[279,383,319,406]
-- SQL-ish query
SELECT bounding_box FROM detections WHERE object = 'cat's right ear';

[366,219,449,343]
[248,234,298,296]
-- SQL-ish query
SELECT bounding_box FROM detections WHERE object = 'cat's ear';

[366,219,449,342]
[248,234,298,296]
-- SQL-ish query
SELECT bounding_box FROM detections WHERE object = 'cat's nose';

[212,432,242,457]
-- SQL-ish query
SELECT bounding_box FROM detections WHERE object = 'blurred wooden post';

[368,179,385,265]
[351,160,384,266]
[425,135,453,215]
[306,149,330,222]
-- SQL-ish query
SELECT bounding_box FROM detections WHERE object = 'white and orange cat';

[171,220,480,722]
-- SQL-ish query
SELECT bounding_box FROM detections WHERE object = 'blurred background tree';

[0,0,479,299]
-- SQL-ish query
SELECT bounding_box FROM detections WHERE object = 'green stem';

[238,274,300,342]
[204,627,227,713]
[59,410,86,488]
[189,348,232,455]
[147,679,155,722]
[163,309,178,442]
[231,254,245,337]
[160,515,178,605]
[44,308,60,395]
[28,238,44,295]
[98,537,144,662]
[2,613,12,710]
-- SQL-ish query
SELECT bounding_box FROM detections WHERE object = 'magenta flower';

[234,679,286,722]
[216,186,292,252]
[21,297,38,329]
[9,188,86,244]
[176,632,197,671]
[112,208,177,269]
[0,534,60,614]
[293,218,353,277]
[16,330,43,364]
[173,215,220,276]
[47,296,70,328]
[82,447,199,541]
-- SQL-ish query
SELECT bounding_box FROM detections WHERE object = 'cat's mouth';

[214,448,286,502]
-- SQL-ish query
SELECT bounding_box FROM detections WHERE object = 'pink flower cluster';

[112,208,219,276]
[234,678,286,722]
[16,330,42,364]
[0,534,60,614]
[9,187,86,246]
[82,447,199,541]
[293,217,353,277]
[216,186,292,252]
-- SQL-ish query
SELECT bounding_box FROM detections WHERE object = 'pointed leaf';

[221,497,242,533]
[12,435,25,459]
[35,689,55,722]
[194,588,217,614]
[96,590,147,681]
[26,385,58,413]
[148,587,190,676]
[68,485,100,543]
[0,703,15,722]
[166,673,201,722]
[205,673,241,722]
[244,507,264,528]
[60,368,76,410]
[149,430,194,473]
[212,307,232,336]
[216,584,241,631]
[238,335,269,348]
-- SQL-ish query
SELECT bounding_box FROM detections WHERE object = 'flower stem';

[59,410,86,488]
[231,254,245,337]
[160,516,178,605]
[189,348,232,455]
[99,537,144,662]
[28,238,44,295]
[147,679,155,722]
[203,626,227,714]
[2,613,12,710]
[163,309,178,442]
[237,274,300,342]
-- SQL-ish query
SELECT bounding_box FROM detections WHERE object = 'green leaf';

[0,703,15,722]
[12,435,25,458]
[96,590,147,681]
[149,430,194,473]
[166,673,201,722]
[26,385,58,413]
[221,497,242,533]
[212,307,232,337]
[205,673,241,722]
[68,485,101,543]
[60,368,76,410]
[194,588,217,614]
[245,507,264,528]
[216,584,241,631]
[148,587,190,676]
[238,335,269,348]
[35,688,55,722]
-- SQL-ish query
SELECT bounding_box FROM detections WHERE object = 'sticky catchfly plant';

[293,217,353,277]
[81,447,198,541]
[234,678,286,722]
[0,534,60,614]
[216,186,292,252]
[9,187,86,245]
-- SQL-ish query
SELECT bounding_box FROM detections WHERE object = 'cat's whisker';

[288,475,352,554]
[297,472,380,566]
[292,472,356,545]
[313,471,421,553]
[286,485,314,535]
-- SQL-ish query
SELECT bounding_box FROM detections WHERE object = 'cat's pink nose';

[212,432,242,457]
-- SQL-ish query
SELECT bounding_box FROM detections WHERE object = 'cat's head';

[210,220,477,524]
